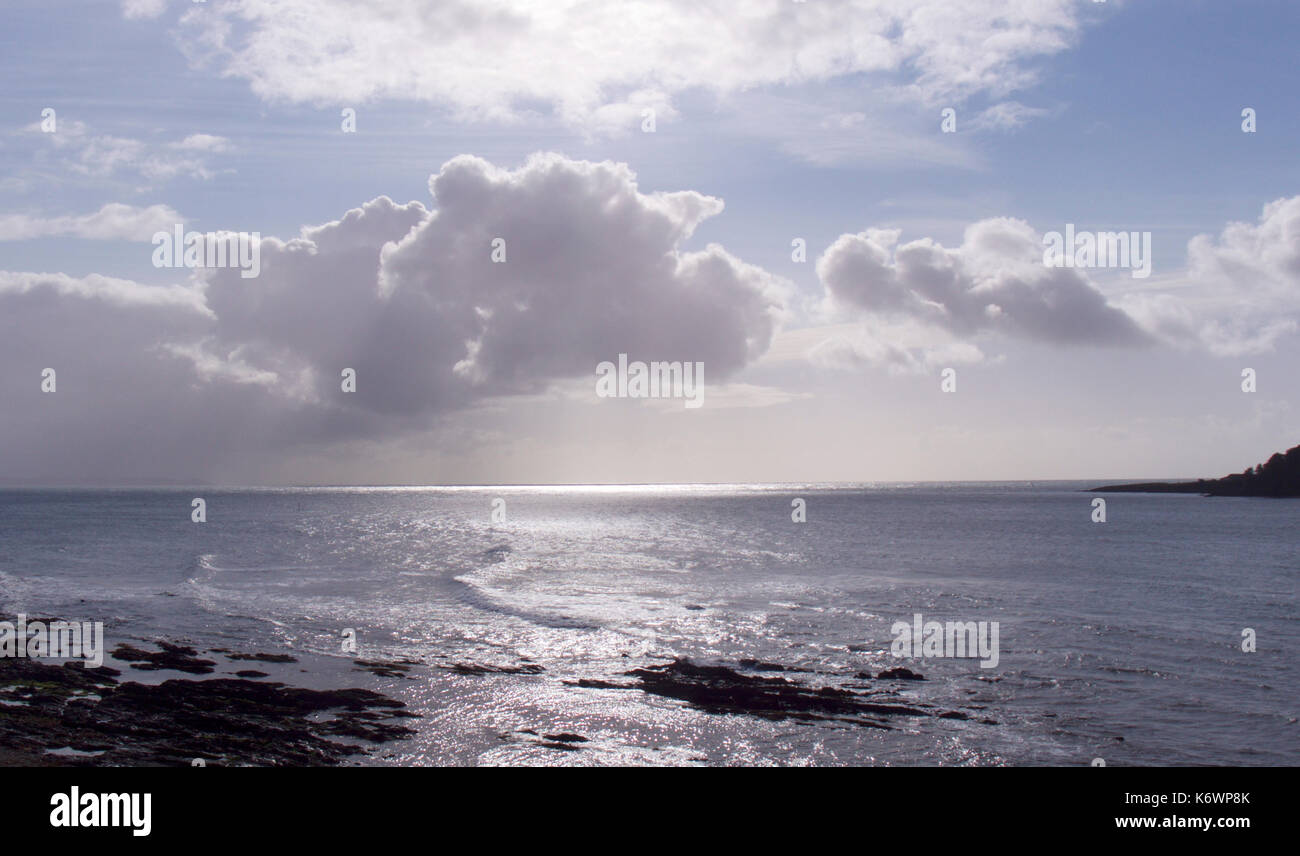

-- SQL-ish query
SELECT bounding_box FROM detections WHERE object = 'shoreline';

[0,627,420,767]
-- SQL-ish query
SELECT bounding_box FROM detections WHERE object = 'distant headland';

[1091,443,1300,497]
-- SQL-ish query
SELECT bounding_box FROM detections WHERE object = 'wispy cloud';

[17,119,230,187]
[0,203,183,241]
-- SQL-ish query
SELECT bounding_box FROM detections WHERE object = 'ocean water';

[0,483,1295,766]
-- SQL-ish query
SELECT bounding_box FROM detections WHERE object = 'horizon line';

[0,477,1202,491]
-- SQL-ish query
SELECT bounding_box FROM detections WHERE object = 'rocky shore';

[4,635,994,765]
[0,638,418,766]
[569,657,994,730]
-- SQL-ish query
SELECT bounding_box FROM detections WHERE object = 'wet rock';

[226,652,298,664]
[506,729,587,752]
[617,658,933,727]
[570,678,627,690]
[542,733,588,743]
[566,658,987,731]
[443,662,544,676]
[738,658,803,673]
[0,641,416,766]
[113,642,217,674]
[876,667,926,681]
[320,710,417,743]
[353,659,418,678]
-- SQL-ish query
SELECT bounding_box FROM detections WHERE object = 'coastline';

[0,625,420,766]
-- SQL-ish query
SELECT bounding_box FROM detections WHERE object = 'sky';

[1,0,1298,485]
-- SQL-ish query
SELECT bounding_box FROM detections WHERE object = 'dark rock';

[113,642,217,674]
[0,635,416,766]
[226,652,298,664]
[443,662,544,676]
[876,667,926,681]
[738,657,802,673]
[353,659,416,678]
[614,658,948,728]
[569,678,628,689]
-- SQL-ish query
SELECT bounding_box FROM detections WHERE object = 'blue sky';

[2,0,1298,484]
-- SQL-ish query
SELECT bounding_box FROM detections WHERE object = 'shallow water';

[0,483,1295,766]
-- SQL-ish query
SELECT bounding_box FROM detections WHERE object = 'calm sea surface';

[1,483,1295,766]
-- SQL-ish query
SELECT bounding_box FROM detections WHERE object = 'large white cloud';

[169,0,1085,131]
[0,153,787,480]
[201,153,786,415]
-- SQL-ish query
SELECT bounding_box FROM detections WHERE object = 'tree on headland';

[1093,443,1300,497]
[1201,446,1300,497]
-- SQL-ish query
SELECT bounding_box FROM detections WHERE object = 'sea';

[0,483,1295,766]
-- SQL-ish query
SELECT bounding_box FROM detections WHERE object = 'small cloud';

[967,101,1054,132]
[158,341,282,389]
[170,133,231,153]
[121,0,168,20]
[808,328,986,375]
[19,119,229,186]
[0,203,183,242]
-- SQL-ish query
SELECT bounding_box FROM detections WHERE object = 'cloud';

[737,93,980,169]
[18,120,227,186]
[967,101,1054,132]
[0,270,210,315]
[1118,196,1300,355]
[817,218,1152,347]
[169,0,1086,131]
[0,153,786,480]
[203,153,786,415]
[170,134,232,153]
[121,0,167,20]
[1185,195,1300,302]
[0,203,183,241]
[808,327,987,375]
[816,197,1300,361]
[157,341,281,389]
